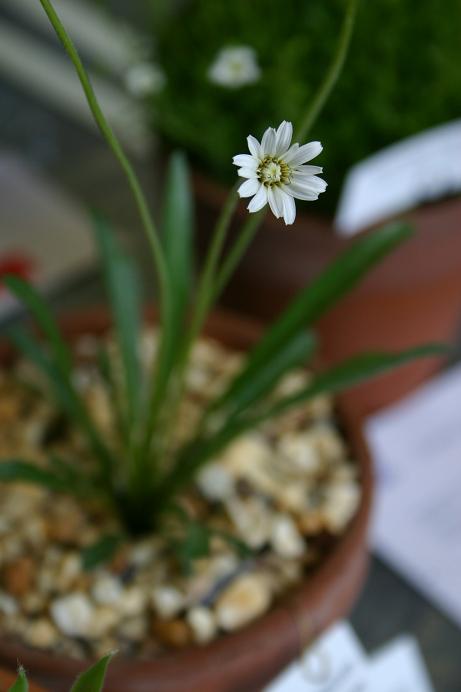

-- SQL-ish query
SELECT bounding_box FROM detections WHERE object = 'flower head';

[233,121,327,225]
[208,46,261,88]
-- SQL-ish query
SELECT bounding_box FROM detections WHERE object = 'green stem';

[38,0,169,312]
[295,0,360,140]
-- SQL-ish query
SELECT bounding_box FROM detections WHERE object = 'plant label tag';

[335,119,461,235]
[366,362,461,627]
[369,636,434,691]
[265,621,369,691]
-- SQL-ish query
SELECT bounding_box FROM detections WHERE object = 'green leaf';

[0,460,74,492]
[4,274,72,376]
[82,534,124,571]
[174,521,210,575]
[210,330,316,419]
[70,651,116,692]
[7,326,114,482]
[241,222,413,386]
[162,150,194,330]
[265,343,450,419]
[162,342,448,502]
[91,212,142,428]
[8,666,28,692]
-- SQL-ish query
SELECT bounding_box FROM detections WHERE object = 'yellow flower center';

[257,156,291,187]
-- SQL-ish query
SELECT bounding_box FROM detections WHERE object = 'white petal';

[247,135,261,158]
[238,166,258,179]
[274,121,293,156]
[292,165,323,177]
[285,141,323,165]
[295,175,327,193]
[261,127,277,156]
[285,182,319,201]
[233,154,257,168]
[248,185,268,213]
[267,186,282,218]
[238,178,260,198]
[279,189,296,225]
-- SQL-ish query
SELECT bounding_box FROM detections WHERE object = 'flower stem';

[295,0,360,140]
[38,0,169,311]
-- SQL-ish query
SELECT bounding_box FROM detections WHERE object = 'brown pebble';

[2,557,35,597]
[151,618,192,648]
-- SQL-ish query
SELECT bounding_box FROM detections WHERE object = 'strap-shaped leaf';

[240,222,413,385]
[161,342,448,501]
[91,212,142,427]
[82,534,124,571]
[7,666,28,692]
[4,274,72,375]
[70,651,116,692]
[162,150,194,332]
[210,330,317,419]
[0,460,74,493]
[7,326,114,481]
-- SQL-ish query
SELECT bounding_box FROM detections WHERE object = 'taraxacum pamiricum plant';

[9,653,114,691]
[0,0,446,563]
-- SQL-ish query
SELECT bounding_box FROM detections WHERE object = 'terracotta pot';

[194,171,461,416]
[0,307,372,692]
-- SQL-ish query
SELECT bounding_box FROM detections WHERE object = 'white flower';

[208,46,261,88]
[233,121,327,225]
[124,62,166,97]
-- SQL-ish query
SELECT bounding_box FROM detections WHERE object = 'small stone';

[215,573,272,632]
[225,497,271,549]
[186,606,217,644]
[197,464,234,501]
[118,616,148,642]
[90,606,119,638]
[2,556,35,597]
[0,591,18,616]
[151,618,192,648]
[51,593,94,637]
[278,433,323,473]
[151,586,185,619]
[24,618,59,649]
[56,553,81,591]
[270,515,306,559]
[92,574,123,605]
[118,586,147,617]
[323,481,360,533]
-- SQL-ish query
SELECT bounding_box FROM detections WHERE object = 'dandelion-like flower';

[208,46,261,88]
[233,121,327,225]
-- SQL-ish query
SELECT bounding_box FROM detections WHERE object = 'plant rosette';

[0,1,448,690]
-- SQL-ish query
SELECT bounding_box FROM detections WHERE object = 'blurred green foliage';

[150,0,461,211]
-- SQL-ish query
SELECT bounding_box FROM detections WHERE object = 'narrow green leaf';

[82,534,124,571]
[4,274,72,375]
[70,651,116,692]
[91,212,142,427]
[161,342,448,502]
[8,666,28,692]
[241,222,413,384]
[210,330,316,418]
[7,326,114,481]
[0,460,74,492]
[162,150,194,327]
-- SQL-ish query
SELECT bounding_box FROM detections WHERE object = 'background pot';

[0,307,372,692]
[194,172,461,416]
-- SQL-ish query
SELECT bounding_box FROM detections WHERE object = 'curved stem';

[295,0,360,140]
[38,0,169,310]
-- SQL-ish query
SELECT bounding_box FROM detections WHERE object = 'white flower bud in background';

[208,45,261,88]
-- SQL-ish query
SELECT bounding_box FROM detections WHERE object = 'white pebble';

[51,593,94,637]
[215,574,271,632]
[151,586,185,619]
[197,464,234,501]
[91,574,123,605]
[118,587,147,617]
[270,515,305,559]
[186,606,216,644]
[0,591,18,616]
